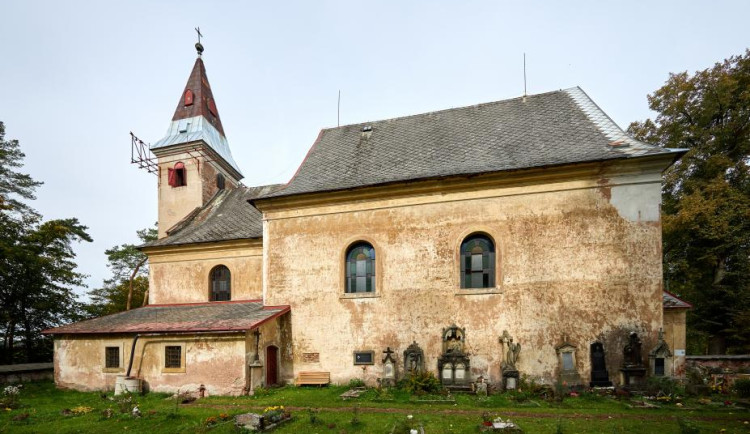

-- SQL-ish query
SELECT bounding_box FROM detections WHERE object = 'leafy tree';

[629,50,750,354]
[86,226,156,317]
[0,122,92,363]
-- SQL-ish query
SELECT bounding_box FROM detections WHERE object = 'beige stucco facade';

[258,157,672,386]
[145,240,263,305]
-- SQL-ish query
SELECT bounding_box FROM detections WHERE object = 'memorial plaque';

[302,353,319,363]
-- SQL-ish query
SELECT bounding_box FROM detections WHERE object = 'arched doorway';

[265,345,279,386]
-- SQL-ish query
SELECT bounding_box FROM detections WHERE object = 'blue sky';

[1,0,748,297]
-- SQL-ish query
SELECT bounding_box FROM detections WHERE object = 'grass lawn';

[1,381,748,433]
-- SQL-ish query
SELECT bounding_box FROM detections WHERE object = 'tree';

[628,50,750,354]
[86,226,156,317]
[0,122,92,363]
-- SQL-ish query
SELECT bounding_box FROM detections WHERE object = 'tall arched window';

[210,265,231,301]
[460,234,495,288]
[346,242,376,293]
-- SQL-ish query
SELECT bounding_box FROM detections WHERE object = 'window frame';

[340,237,382,299]
[344,242,376,295]
[456,231,502,295]
[353,350,375,366]
[162,343,186,373]
[209,265,231,302]
[168,162,187,188]
[102,342,124,373]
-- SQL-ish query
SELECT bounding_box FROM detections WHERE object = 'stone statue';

[623,332,643,367]
[506,338,521,369]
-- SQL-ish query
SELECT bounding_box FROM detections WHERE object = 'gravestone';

[555,340,581,386]
[403,341,424,375]
[437,325,471,388]
[589,341,613,387]
[648,329,673,377]
[500,330,521,390]
[380,347,397,387]
[620,332,647,387]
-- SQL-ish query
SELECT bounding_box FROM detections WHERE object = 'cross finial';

[194,27,204,56]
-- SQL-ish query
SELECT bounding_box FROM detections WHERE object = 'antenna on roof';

[337,90,341,127]
[523,53,527,100]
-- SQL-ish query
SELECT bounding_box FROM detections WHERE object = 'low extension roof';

[143,184,282,248]
[256,87,685,201]
[663,291,692,309]
[42,300,289,335]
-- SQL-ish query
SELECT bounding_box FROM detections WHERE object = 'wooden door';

[266,345,278,386]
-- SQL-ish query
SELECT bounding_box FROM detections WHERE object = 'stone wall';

[146,240,263,304]
[261,159,671,386]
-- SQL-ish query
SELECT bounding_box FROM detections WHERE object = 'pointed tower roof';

[151,48,242,179]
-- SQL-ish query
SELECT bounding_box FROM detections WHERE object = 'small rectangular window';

[165,346,182,369]
[105,346,120,369]
[655,358,665,376]
[353,351,374,365]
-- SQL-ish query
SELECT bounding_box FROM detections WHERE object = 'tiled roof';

[143,184,282,248]
[663,291,692,309]
[42,301,289,334]
[257,87,684,200]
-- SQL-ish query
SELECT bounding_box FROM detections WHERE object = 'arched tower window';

[346,242,375,293]
[460,234,495,288]
[210,265,231,301]
[168,162,187,187]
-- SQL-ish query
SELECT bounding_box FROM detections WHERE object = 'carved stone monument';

[649,329,673,377]
[403,341,424,375]
[499,330,521,390]
[620,332,647,386]
[437,325,471,388]
[555,338,581,386]
[589,341,613,387]
[380,347,397,387]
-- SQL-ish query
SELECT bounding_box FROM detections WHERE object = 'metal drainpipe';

[124,330,249,379]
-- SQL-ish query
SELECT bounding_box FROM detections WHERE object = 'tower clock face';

[184,89,194,106]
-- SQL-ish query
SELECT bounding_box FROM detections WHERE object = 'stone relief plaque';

[302,353,320,363]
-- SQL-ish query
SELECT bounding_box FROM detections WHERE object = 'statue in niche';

[403,341,424,374]
[444,326,465,354]
[438,325,471,387]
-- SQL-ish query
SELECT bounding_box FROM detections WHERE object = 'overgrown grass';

[1,381,748,433]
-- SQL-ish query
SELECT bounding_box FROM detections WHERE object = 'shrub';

[399,370,442,395]
[115,392,136,414]
[733,378,750,398]
[646,376,683,397]
[348,378,366,388]
[1,385,21,409]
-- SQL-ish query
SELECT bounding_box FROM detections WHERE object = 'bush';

[399,370,443,395]
[733,378,750,398]
[646,376,684,397]
[0,385,21,409]
[348,378,366,388]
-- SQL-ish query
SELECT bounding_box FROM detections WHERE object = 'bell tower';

[149,39,243,238]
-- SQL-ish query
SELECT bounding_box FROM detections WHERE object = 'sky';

[1,1,749,299]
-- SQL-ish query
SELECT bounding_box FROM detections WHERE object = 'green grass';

[1,382,749,433]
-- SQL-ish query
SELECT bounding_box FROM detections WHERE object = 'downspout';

[125,330,248,378]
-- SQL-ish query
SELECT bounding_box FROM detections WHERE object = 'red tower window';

[184,89,194,106]
[168,162,187,187]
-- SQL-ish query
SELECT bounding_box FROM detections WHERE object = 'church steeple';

[150,40,243,238]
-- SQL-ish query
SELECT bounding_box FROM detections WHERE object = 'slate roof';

[42,301,289,334]
[257,87,684,200]
[663,291,693,309]
[143,184,282,248]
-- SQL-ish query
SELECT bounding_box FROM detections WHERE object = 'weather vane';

[195,27,204,56]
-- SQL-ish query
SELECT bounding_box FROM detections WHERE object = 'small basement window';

[105,346,120,369]
[168,162,187,188]
[353,351,374,365]
[165,346,182,369]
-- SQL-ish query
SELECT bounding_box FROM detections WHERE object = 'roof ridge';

[325,88,575,131]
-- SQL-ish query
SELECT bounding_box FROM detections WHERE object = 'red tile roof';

[43,300,288,334]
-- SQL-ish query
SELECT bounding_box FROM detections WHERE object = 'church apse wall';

[262,163,665,386]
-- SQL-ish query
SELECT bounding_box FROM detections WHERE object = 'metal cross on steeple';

[194,27,204,56]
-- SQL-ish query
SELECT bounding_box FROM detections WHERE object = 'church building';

[45,44,691,396]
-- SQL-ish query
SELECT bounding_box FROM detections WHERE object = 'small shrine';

[437,325,471,388]
[403,341,424,375]
[589,341,613,387]
[620,332,647,386]
[648,329,673,377]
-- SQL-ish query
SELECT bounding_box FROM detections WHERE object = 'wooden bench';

[295,371,331,386]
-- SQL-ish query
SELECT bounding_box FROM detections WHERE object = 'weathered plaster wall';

[245,312,294,391]
[263,162,667,386]
[156,151,239,238]
[663,309,688,377]
[146,240,262,304]
[54,333,247,396]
